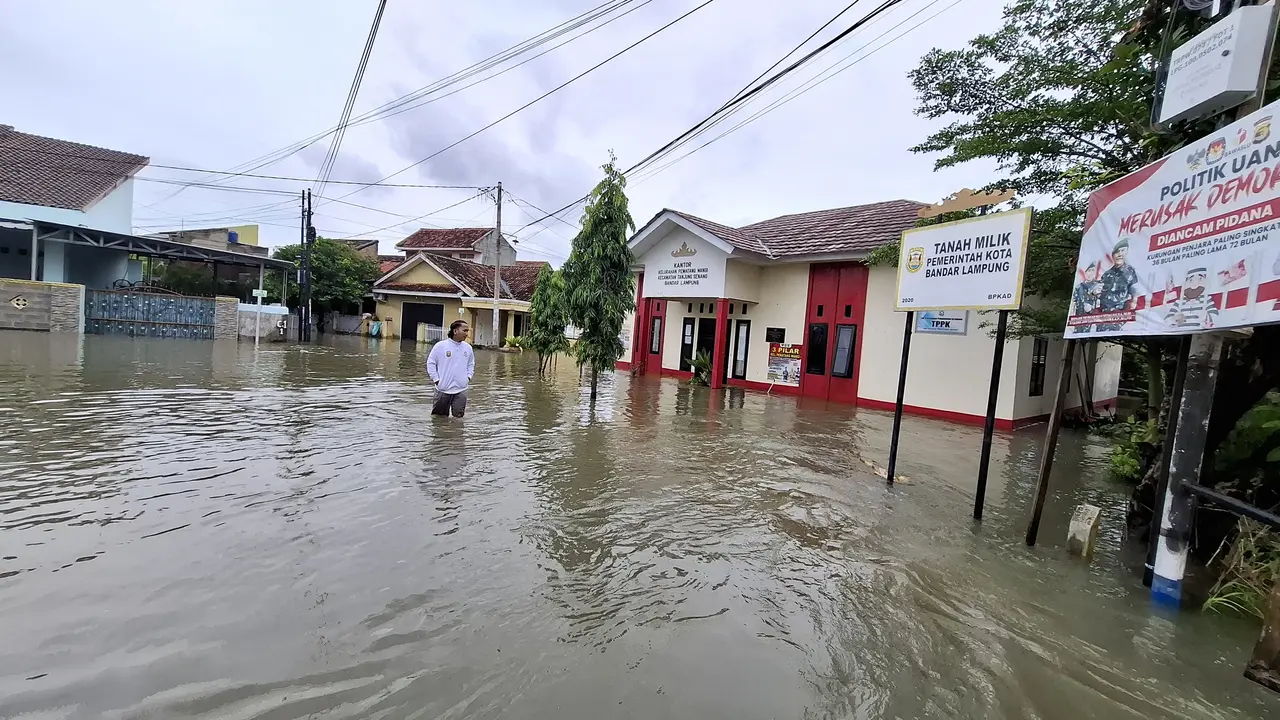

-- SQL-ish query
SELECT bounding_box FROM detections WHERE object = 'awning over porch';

[12,218,293,270]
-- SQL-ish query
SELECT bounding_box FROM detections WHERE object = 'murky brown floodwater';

[0,331,1275,719]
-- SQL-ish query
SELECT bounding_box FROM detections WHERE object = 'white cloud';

[0,0,1006,264]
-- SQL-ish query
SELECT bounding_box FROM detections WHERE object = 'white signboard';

[916,310,968,335]
[251,288,268,298]
[643,230,727,299]
[1159,5,1274,125]
[1067,98,1280,337]
[895,208,1032,312]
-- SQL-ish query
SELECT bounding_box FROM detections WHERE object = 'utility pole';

[493,181,503,348]
[298,190,306,341]
[301,189,315,342]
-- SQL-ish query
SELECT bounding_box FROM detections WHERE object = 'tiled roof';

[501,262,546,301]
[0,125,149,211]
[398,227,491,249]
[658,200,927,258]
[378,255,405,274]
[669,210,772,255]
[380,282,460,294]
[741,200,925,256]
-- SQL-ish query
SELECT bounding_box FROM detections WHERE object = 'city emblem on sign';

[1255,116,1272,144]
[905,247,925,273]
[670,242,697,258]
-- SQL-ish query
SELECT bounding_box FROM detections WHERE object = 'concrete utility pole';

[493,181,503,348]
[255,262,264,348]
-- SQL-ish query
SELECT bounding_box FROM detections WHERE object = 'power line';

[328,0,721,203]
[634,0,962,183]
[342,190,493,240]
[315,0,387,196]
[511,0,914,236]
[144,0,644,206]
[2,145,483,188]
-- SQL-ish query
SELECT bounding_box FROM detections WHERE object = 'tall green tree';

[527,264,571,374]
[897,0,1280,549]
[562,153,636,400]
[266,237,380,314]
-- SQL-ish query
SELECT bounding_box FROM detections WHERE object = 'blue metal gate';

[84,290,217,339]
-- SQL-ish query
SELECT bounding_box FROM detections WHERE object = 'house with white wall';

[0,124,148,288]
[623,202,1121,429]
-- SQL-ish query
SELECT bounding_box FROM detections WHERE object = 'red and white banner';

[1066,99,1280,337]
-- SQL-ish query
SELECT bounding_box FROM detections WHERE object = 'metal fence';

[85,289,217,339]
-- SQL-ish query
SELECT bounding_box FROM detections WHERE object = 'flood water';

[0,331,1275,719]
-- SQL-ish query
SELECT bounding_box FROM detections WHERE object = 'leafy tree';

[526,264,571,374]
[562,153,636,400]
[265,237,380,314]
[895,0,1280,554]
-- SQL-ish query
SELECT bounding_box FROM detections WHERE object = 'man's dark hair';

[449,320,468,340]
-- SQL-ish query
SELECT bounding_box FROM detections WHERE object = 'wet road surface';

[0,332,1275,718]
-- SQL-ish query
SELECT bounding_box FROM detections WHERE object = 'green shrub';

[1108,416,1159,484]
[689,351,712,386]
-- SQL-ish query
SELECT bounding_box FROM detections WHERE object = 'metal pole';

[30,226,38,280]
[1026,339,1077,545]
[1151,332,1224,606]
[298,191,306,341]
[974,309,1009,520]
[1143,336,1190,588]
[255,262,264,348]
[885,310,914,486]
[493,182,503,348]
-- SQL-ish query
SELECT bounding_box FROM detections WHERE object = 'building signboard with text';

[642,230,727,299]
[895,208,1032,312]
[1066,98,1280,338]
[915,309,968,335]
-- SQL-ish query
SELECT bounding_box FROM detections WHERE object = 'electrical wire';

[144,0,644,206]
[634,0,963,183]
[342,190,493,240]
[315,0,387,196]
[327,0,721,204]
[511,0,918,238]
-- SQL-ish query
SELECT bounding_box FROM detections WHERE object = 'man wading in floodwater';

[427,320,474,417]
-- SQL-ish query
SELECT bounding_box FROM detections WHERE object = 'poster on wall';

[895,208,1032,312]
[915,310,968,335]
[767,343,802,386]
[1066,98,1280,338]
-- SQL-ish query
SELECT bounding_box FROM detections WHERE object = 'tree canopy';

[267,238,380,312]
[562,153,636,399]
[526,264,571,373]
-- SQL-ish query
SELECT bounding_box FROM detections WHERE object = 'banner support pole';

[886,311,914,486]
[974,308,1009,520]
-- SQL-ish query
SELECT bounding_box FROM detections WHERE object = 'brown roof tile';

[380,282,460,294]
[398,227,491,249]
[500,262,546,301]
[653,200,926,258]
[0,125,149,211]
[740,199,926,256]
[378,255,406,274]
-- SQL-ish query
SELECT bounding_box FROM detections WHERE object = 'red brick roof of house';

[500,261,547,301]
[658,200,927,258]
[397,227,491,250]
[380,282,460,294]
[0,125,149,211]
[378,255,407,275]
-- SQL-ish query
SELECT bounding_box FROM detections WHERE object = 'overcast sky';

[0,0,1004,264]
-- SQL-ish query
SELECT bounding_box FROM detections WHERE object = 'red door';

[801,266,839,399]
[645,298,666,376]
[828,264,868,404]
[801,263,868,403]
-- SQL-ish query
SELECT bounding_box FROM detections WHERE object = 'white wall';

[0,179,135,235]
[861,266,1022,420]
[636,225,729,299]
[724,259,761,302]
[743,263,808,384]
